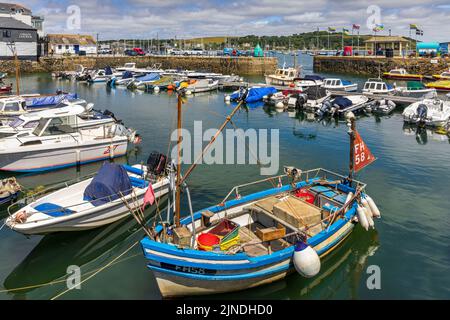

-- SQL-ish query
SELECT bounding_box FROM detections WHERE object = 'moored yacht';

[265,66,301,86]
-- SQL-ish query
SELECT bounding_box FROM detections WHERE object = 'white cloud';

[20,0,450,41]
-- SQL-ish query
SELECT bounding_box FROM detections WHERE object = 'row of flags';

[410,24,424,36]
[326,24,423,36]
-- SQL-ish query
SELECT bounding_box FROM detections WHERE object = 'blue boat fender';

[293,241,321,278]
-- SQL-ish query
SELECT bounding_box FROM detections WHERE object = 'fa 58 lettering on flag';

[354,131,376,172]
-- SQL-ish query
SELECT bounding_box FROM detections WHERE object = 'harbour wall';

[313,56,450,77]
[0,56,278,75]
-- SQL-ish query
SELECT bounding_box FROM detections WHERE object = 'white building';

[0,3,31,25]
[47,34,97,55]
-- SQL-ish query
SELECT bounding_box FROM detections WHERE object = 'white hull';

[0,138,128,172]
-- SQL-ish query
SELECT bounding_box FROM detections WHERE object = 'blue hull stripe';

[2,154,126,173]
[149,261,291,281]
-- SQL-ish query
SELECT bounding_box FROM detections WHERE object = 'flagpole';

[351,27,354,55]
[347,112,356,183]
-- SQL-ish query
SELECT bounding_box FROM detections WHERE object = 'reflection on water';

[1,59,450,299]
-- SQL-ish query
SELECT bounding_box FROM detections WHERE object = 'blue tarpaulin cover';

[122,71,133,79]
[333,96,353,109]
[230,87,277,103]
[83,162,132,206]
[25,93,78,108]
[136,73,160,82]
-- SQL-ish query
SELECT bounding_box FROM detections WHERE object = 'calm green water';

[0,55,449,300]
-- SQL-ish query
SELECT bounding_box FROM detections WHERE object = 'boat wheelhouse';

[265,67,301,86]
[322,78,358,92]
[362,78,394,94]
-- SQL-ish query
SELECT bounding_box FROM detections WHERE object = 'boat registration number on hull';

[160,262,217,275]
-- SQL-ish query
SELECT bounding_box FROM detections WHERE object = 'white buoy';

[293,242,321,278]
[344,192,353,212]
[363,206,375,229]
[357,205,370,231]
[276,101,285,109]
[361,197,373,218]
[365,195,381,218]
[225,95,231,102]
[154,86,160,93]
[186,90,193,95]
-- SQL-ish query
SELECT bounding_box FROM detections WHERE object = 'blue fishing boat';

[133,94,381,298]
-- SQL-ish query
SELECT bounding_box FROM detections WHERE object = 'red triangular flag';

[354,130,376,173]
[142,183,155,210]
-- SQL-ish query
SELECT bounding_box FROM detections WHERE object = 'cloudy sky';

[16,0,450,41]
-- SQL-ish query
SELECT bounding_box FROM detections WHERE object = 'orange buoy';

[15,211,27,224]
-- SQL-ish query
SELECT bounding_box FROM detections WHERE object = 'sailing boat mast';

[175,93,183,227]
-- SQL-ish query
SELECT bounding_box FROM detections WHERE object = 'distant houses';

[46,34,97,56]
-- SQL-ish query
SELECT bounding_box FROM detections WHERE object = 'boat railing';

[222,168,366,204]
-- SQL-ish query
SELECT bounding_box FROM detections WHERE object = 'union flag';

[354,131,376,173]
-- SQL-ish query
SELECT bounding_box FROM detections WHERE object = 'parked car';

[124,49,138,56]
[98,48,112,55]
[133,48,146,56]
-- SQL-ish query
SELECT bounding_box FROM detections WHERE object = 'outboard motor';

[416,104,428,125]
[105,66,113,76]
[295,93,307,110]
[147,152,168,176]
[103,109,120,123]
[316,100,332,119]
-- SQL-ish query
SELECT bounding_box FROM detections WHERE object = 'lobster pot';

[293,242,321,278]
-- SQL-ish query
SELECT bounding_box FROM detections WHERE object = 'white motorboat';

[316,95,369,118]
[184,79,219,94]
[365,99,397,115]
[322,78,358,92]
[0,93,77,120]
[265,66,301,86]
[362,78,395,94]
[394,81,437,98]
[127,73,161,90]
[0,112,137,172]
[293,75,324,90]
[87,67,117,83]
[6,158,170,235]
[402,97,450,127]
[0,100,117,138]
[294,87,332,111]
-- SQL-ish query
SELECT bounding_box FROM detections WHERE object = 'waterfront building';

[364,36,415,57]
[46,34,98,56]
[0,17,37,60]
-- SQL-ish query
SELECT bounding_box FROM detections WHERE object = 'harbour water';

[0,54,449,299]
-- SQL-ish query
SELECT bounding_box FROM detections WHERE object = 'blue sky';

[15,0,450,41]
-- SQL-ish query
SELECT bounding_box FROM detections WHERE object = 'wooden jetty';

[219,81,421,105]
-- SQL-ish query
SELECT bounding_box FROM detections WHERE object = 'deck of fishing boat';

[219,81,422,105]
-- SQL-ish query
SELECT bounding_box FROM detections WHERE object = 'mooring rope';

[49,239,140,300]
[0,251,142,295]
